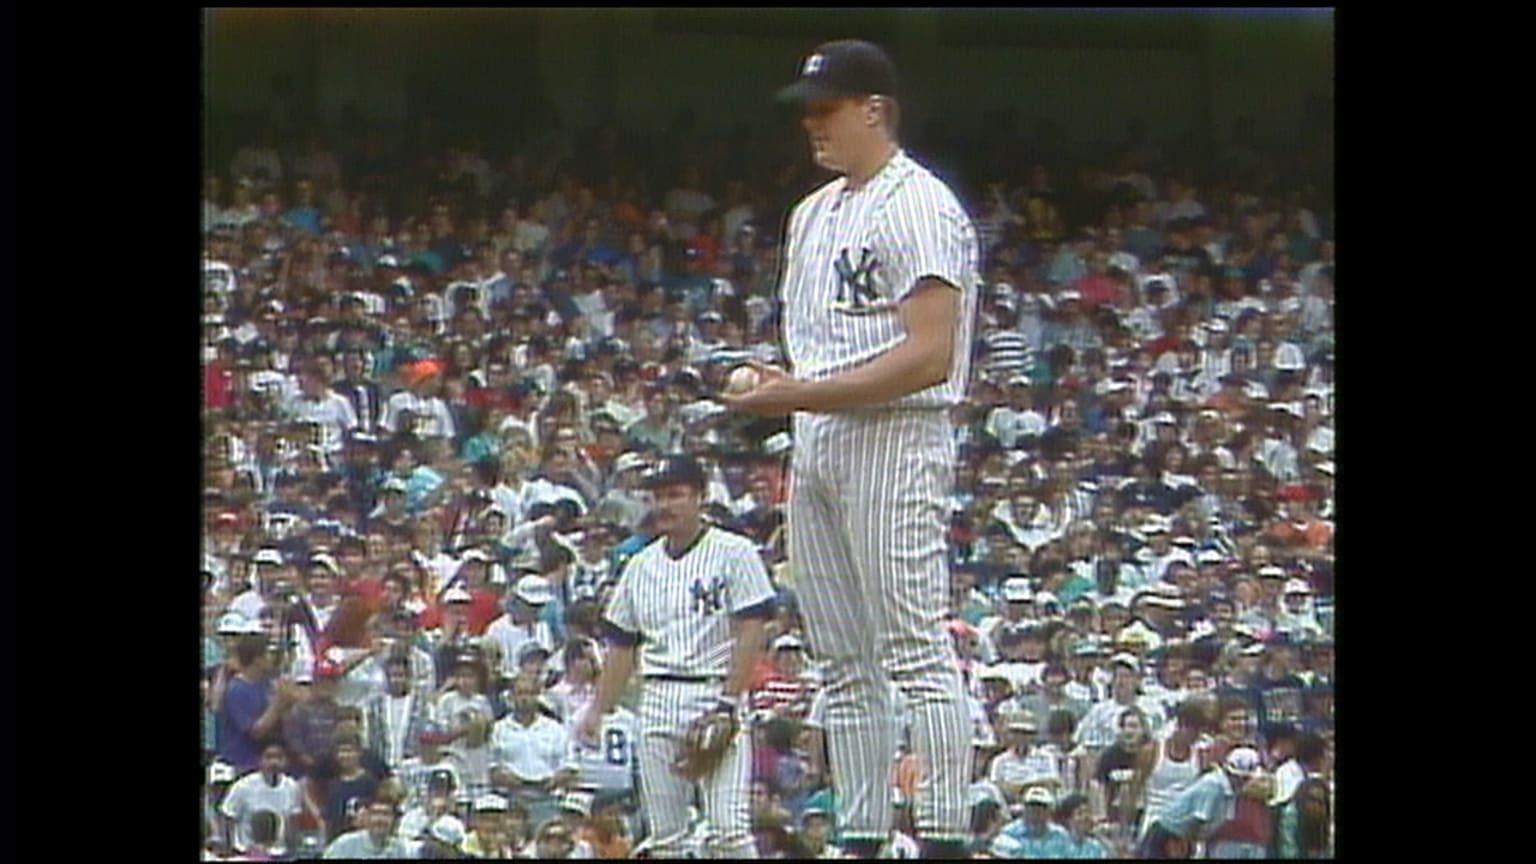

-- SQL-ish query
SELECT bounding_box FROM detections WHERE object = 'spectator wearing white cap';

[1137,746,1264,858]
[1073,653,1147,756]
[1274,579,1324,642]
[592,451,652,533]
[461,792,518,858]
[990,785,1071,858]
[984,377,1048,450]
[749,632,820,721]
[987,713,1063,807]
[484,574,557,681]
[976,575,1037,663]
[228,549,288,623]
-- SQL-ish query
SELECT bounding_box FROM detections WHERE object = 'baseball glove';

[672,705,739,781]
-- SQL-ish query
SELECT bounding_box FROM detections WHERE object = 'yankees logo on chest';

[689,575,727,616]
[832,246,882,312]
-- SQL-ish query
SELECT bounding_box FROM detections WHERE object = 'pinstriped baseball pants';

[790,408,973,843]
[636,679,756,858]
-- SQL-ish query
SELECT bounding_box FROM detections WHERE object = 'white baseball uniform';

[780,147,981,844]
[601,524,777,858]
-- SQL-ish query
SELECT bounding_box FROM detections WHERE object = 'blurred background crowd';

[202,9,1333,860]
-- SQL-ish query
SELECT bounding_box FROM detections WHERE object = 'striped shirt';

[981,329,1033,378]
[780,149,980,410]
[602,525,776,678]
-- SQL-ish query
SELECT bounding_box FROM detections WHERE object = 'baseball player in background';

[722,38,981,859]
[576,455,778,858]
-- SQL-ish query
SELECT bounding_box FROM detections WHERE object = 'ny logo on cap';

[803,54,825,76]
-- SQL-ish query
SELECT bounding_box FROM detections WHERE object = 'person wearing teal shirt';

[991,787,1072,858]
[1274,776,1330,858]
[799,787,841,840]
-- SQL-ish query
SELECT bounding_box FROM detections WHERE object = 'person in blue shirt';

[991,787,1072,858]
[1055,793,1110,859]
[282,178,324,235]
[1138,746,1264,859]
[218,635,298,774]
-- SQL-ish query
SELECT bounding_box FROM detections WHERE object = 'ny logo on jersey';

[833,247,881,312]
[803,54,825,76]
[690,576,726,616]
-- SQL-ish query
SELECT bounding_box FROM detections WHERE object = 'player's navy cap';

[776,39,899,103]
[640,455,708,491]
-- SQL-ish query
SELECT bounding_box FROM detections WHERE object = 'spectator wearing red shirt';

[1072,252,1121,308]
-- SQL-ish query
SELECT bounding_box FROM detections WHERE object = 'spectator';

[796,806,841,859]
[991,786,1071,858]
[1137,747,1265,858]
[987,713,1061,805]
[322,798,411,859]
[1274,776,1331,859]
[219,634,299,775]
[528,816,580,860]
[490,673,576,829]
[579,790,634,859]
[381,360,456,440]
[282,658,345,782]
[1055,792,1111,858]
[363,654,436,773]
[461,793,518,858]
[322,734,381,843]
[221,742,321,856]
[485,574,558,681]
[395,765,465,851]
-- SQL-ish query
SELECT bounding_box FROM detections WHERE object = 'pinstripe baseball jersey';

[601,525,777,677]
[564,706,639,793]
[781,148,980,408]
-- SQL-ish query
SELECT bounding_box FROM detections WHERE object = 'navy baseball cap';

[776,39,899,103]
[641,455,708,491]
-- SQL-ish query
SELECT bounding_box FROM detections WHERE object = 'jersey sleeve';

[600,564,642,646]
[880,187,976,301]
[725,540,777,618]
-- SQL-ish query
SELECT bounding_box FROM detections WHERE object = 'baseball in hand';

[723,365,763,395]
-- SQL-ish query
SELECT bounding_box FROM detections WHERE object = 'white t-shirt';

[987,747,1061,792]
[380,392,456,439]
[221,771,305,852]
[491,714,571,783]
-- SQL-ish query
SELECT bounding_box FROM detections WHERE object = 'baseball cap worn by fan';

[776,39,899,103]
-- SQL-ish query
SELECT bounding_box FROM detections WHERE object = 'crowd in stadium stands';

[202,112,1333,859]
